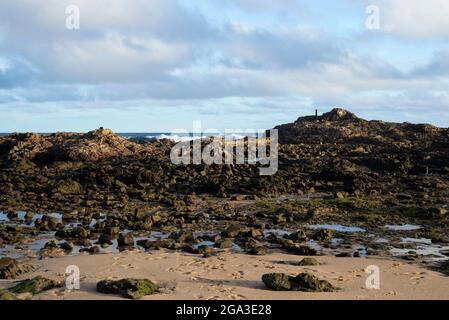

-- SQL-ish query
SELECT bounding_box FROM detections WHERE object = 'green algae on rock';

[96,278,159,299]
[262,272,336,292]
[9,276,61,295]
[0,290,19,300]
[262,273,292,291]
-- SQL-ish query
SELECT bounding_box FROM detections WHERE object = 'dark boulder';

[96,278,158,299]
[262,272,335,292]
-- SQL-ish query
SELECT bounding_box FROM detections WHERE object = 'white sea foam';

[147,133,248,142]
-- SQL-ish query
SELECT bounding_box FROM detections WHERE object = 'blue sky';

[1,0,449,132]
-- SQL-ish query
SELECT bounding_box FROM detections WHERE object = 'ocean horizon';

[0,132,257,142]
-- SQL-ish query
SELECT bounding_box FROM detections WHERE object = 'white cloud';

[380,0,449,38]
[0,0,448,129]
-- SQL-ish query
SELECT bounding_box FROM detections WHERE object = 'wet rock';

[261,273,291,290]
[97,233,113,245]
[52,180,82,195]
[365,248,379,256]
[400,253,418,261]
[202,233,221,242]
[313,229,333,241]
[437,260,449,275]
[297,257,320,266]
[76,239,92,247]
[39,246,67,259]
[80,246,100,254]
[285,230,307,241]
[118,232,134,246]
[395,193,412,201]
[9,276,61,295]
[194,212,209,223]
[242,228,264,239]
[0,290,18,300]
[262,272,335,292]
[35,215,60,231]
[104,226,120,235]
[427,207,447,218]
[180,244,199,254]
[285,244,318,256]
[7,210,18,219]
[222,224,245,238]
[196,245,215,257]
[24,211,34,220]
[335,252,352,257]
[335,192,347,199]
[62,210,78,220]
[248,246,268,255]
[44,240,59,249]
[170,230,194,243]
[214,238,234,249]
[0,258,35,279]
[237,236,262,250]
[96,278,158,299]
[274,213,288,223]
[59,241,74,251]
[71,226,90,239]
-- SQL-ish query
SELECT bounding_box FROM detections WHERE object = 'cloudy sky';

[1,0,449,132]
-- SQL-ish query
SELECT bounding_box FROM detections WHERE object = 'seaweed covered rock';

[0,257,35,279]
[261,273,292,291]
[96,278,159,299]
[9,276,61,294]
[262,272,335,292]
[0,290,18,300]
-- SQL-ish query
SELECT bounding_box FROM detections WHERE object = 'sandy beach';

[2,250,447,300]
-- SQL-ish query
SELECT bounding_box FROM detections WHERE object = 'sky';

[0,0,449,132]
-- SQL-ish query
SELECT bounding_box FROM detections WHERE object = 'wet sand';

[2,250,448,300]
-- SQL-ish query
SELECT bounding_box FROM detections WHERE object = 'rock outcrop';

[274,107,447,145]
[0,128,160,164]
[0,108,447,211]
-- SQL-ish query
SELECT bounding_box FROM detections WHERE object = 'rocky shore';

[1,108,448,299]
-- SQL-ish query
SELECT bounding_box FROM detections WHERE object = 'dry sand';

[1,250,448,300]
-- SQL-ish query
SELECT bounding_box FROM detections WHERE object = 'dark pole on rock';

[315,109,318,122]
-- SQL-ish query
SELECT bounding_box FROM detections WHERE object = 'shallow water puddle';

[390,245,449,260]
[384,224,422,231]
[401,237,432,244]
[263,228,291,237]
[193,241,215,249]
[0,211,62,226]
[390,237,449,260]
[309,224,366,233]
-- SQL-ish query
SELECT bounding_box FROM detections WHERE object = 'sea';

[0,132,255,142]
